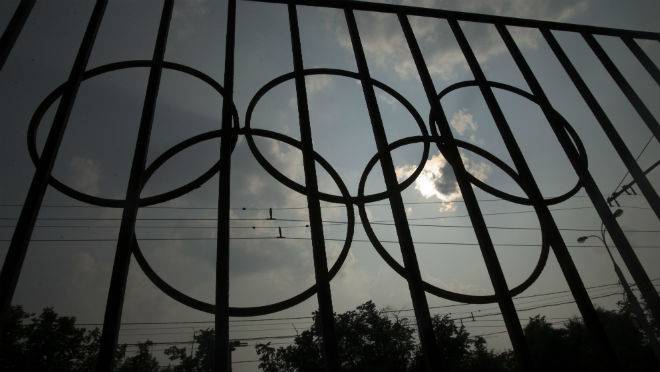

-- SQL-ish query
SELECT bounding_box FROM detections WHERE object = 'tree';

[408,315,507,372]
[164,344,196,372]
[256,301,506,372]
[0,306,31,371]
[257,301,416,372]
[523,315,575,371]
[164,329,243,372]
[118,341,159,372]
[0,305,126,372]
[522,305,658,372]
[254,299,659,372]
[0,306,122,372]
[3,300,657,372]
[464,336,513,372]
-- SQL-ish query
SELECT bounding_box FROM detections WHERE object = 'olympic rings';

[30,62,592,311]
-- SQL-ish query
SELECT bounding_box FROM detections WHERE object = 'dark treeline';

[0,299,657,372]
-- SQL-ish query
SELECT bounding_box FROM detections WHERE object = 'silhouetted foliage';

[163,329,242,372]
[118,341,159,372]
[164,344,197,372]
[255,300,659,372]
[1,300,658,372]
[0,306,124,372]
[256,301,504,372]
[256,301,416,372]
[257,301,415,372]
[524,308,657,372]
[406,314,509,372]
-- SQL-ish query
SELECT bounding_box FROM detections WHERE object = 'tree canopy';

[0,306,148,372]
[255,301,510,372]
[256,300,658,372]
[1,299,657,372]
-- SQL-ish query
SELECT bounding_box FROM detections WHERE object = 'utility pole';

[607,159,660,206]
[577,209,660,363]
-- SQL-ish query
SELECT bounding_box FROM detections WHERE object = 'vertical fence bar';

[499,22,660,334]
[287,4,340,370]
[344,8,441,371]
[96,1,173,370]
[0,0,36,70]
[583,33,660,142]
[447,19,558,370]
[401,15,533,370]
[622,37,660,86]
[532,29,660,321]
[541,30,660,222]
[443,19,549,371]
[215,0,237,369]
[455,20,620,368]
[0,0,108,335]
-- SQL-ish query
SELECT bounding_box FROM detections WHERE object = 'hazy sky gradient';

[1,0,659,370]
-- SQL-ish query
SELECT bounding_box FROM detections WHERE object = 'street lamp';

[577,208,623,263]
[577,209,660,360]
[577,209,628,303]
[577,209,622,266]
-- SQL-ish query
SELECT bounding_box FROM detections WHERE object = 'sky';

[1,0,659,370]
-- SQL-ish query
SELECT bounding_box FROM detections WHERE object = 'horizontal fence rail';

[1,0,659,371]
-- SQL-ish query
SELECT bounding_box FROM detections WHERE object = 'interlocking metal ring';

[358,135,550,304]
[131,127,355,316]
[432,80,587,206]
[27,60,240,209]
[244,68,430,205]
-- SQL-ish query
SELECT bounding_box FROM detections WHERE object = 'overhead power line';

[395,280,645,313]
[0,195,593,210]
[0,207,586,222]
[611,134,654,193]
[607,133,658,205]
[2,222,658,233]
[114,286,629,336]
[0,205,647,223]
[76,277,659,327]
[112,290,631,348]
[120,333,298,347]
[115,284,659,334]
[4,236,658,249]
[454,291,622,321]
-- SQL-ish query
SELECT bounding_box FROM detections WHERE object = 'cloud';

[329,0,590,80]
[331,251,374,307]
[72,252,97,273]
[245,174,266,194]
[289,76,334,109]
[395,152,490,211]
[305,75,333,96]
[67,156,101,195]
[450,108,478,139]
[172,0,210,40]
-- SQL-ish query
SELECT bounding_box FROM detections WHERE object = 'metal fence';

[1,0,659,371]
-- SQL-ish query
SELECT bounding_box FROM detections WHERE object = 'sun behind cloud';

[396,152,490,212]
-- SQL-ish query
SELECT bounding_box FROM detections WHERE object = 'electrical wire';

[76,277,658,328]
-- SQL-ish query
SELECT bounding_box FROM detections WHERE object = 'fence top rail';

[244,0,660,40]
